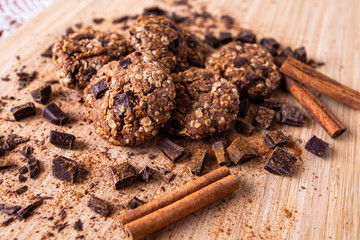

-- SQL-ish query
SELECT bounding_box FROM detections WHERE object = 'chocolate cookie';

[205,41,281,101]
[84,51,176,146]
[52,28,133,88]
[167,67,239,140]
[129,15,188,71]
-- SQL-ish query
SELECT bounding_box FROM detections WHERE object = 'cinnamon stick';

[124,174,239,240]
[280,57,360,110]
[285,76,346,137]
[119,166,230,226]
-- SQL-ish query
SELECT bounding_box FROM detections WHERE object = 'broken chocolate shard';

[234,56,248,68]
[2,216,15,226]
[19,175,27,182]
[114,92,134,117]
[11,102,36,121]
[127,197,145,209]
[27,157,41,179]
[118,58,132,69]
[41,45,53,58]
[189,149,206,176]
[280,104,304,126]
[19,145,34,158]
[52,156,79,183]
[264,130,287,149]
[43,103,68,125]
[112,16,128,24]
[74,219,82,231]
[49,130,76,149]
[93,18,104,24]
[259,38,279,56]
[263,98,284,110]
[0,159,14,170]
[204,33,220,48]
[17,200,43,220]
[143,6,166,16]
[14,186,28,195]
[30,85,51,104]
[160,138,185,162]
[236,30,256,43]
[264,147,297,176]
[219,32,233,44]
[294,46,307,63]
[253,106,276,129]
[93,78,108,99]
[88,195,109,217]
[0,205,21,215]
[238,99,249,117]
[235,120,254,136]
[109,162,137,190]
[2,134,30,152]
[227,138,257,164]
[212,141,230,167]
[305,135,329,157]
[138,166,156,183]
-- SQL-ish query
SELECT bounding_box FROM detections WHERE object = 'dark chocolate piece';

[238,99,250,117]
[2,217,15,226]
[93,18,104,24]
[0,160,14,170]
[220,15,234,26]
[112,16,128,24]
[264,130,287,149]
[170,13,189,24]
[138,166,156,183]
[280,104,304,126]
[212,141,230,167]
[227,138,257,164]
[253,106,276,129]
[160,138,185,162]
[143,6,166,16]
[30,85,51,104]
[0,205,21,215]
[114,92,134,117]
[305,135,329,157]
[235,120,254,136]
[109,162,137,190]
[32,195,53,200]
[127,197,145,209]
[189,149,206,176]
[74,219,82,231]
[234,56,248,68]
[259,38,279,56]
[43,103,68,125]
[219,32,233,44]
[14,186,28,195]
[93,78,108,99]
[236,30,256,43]
[49,130,76,149]
[88,195,109,217]
[17,200,43,220]
[19,175,27,182]
[2,134,30,152]
[204,33,220,48]
[11,102,36,121]
[41,45,53,58]
[294,46,307,63]
[27,157,41,178]
[19,145,34,158]
[263,98,284,110]
[52,156,79,183]
[264,147,297,176]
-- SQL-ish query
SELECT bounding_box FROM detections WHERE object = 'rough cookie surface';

[205,41,281,101]
[183,30,211,68]
[52,28,133,88]
[84,51,176,146]
[167,67,239,140]
[129,15,189,71]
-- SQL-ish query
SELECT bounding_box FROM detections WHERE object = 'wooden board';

[0,0,359,239]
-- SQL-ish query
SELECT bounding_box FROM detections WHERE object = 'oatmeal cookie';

[84,51,176,146]
[205,41,281,101]
[167,67,239,140]
[183,30,212,68]
[129,15,188,71]
[52,28,133,88]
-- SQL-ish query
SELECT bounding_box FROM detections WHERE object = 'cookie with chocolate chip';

[84,51,176,146]
[52,28,133,88]
[167,67,239,140]
[205,41,281,101]
[183,30,212,68]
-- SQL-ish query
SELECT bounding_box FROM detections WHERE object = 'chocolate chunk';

[227,138,257,164]
[52,156,78,183]
[264,130,287,149]
[27,157,41,178]
[114,92,134,117]
[168,36,183,54]
[109,162,137,190]
[19,175,27,182]
[280,104,304,126]
[294,46,307,63]
[66,27,75,35]
[305,135,329,157]
[14,186,28,195]
[236,30,256,43]
[170,12,189,24]
[253,106,276,129]
[74,219,82,231]
[253,64,269,77]
[88,195,109,217]
[0,160,14,170]
[186,34,199,48]
[33,195,53,200]
[219,32,233,44]
[264,147,297,176]
[43,103,68,125]
[189,149,206,176]
[234,56,248,68]
[49,131,76,149]
[19,145,34,158]
[221,15,234,26]
[204,33,220,48]
[0,205,21,215]
[263,98,284,110]
[238,99,250,117]
[41,45,53,58]
[260,38,279,56]
[2,134,29,152]
[138,166,156,183]
[112,16,128,24]
[127,197,145,209]
[30,85,52,104]
[17,200,43,220]
[160,138,185,162]
[212,141,230,167]
[11,102,36,121]
[92,78,108,99]
[143,6,166,16]
[279,47,295,58]
[93,18,104,24]
[235,120,254,136]
[45,80,59,85]
[73,33,93,41]
[0,148,4,157]
[2,217,15,226]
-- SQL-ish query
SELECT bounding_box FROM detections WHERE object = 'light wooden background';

[0,0,359,239]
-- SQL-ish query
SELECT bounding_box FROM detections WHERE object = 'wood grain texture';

[0,0,359,239]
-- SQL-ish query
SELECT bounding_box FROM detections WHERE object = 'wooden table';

[0,0,359,239]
